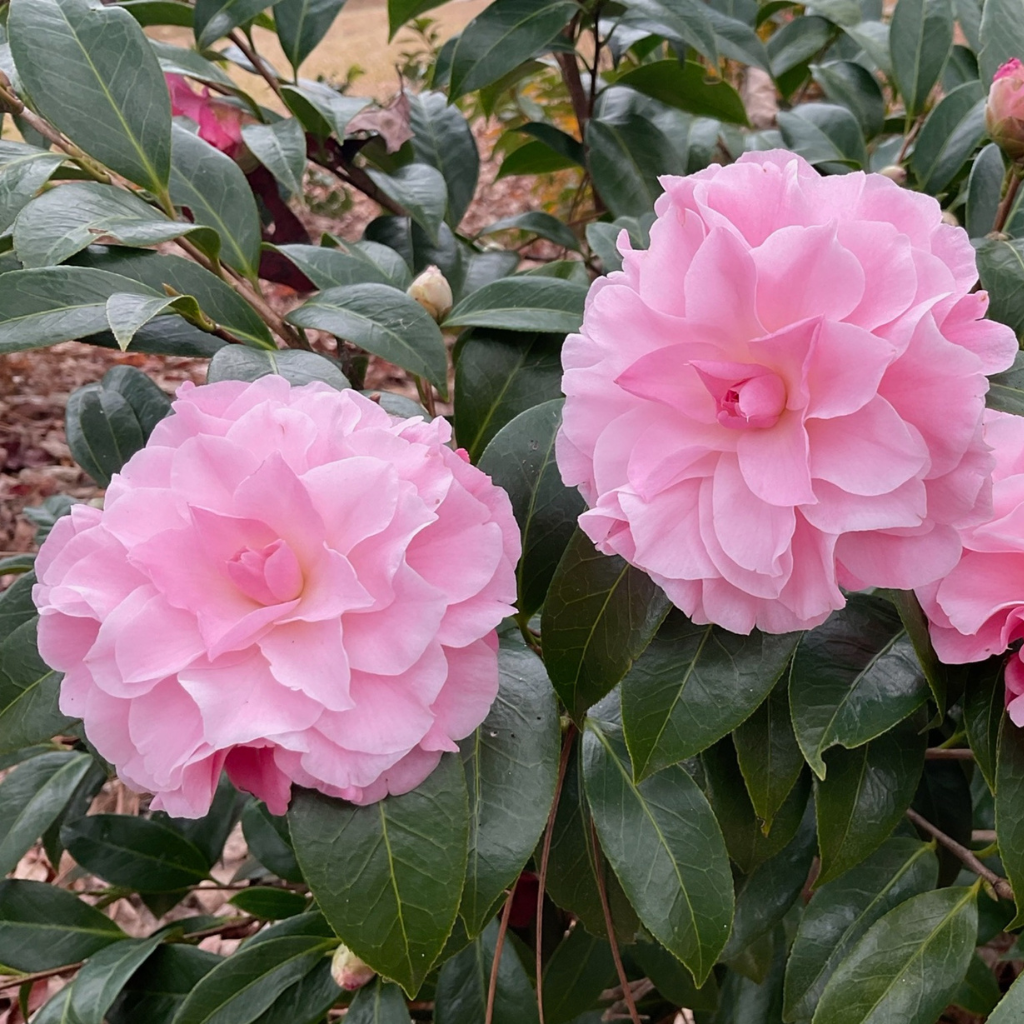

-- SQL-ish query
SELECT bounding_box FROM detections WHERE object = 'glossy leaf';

[889,0,954,116]
[242,119,307,198]
[909,81,986,195]
[814,717,927,884]
[159,772,245,870]
[0,146,65,236]
[478,401,585,618]
[0,880,126,972]
[276,242,411,290]
[458,637,560,936]
[963,658,1004,792]
[228,888,309,920]
[624,0,718,61]
[966,143,1005,238]
[8,0,171,195]
[777,102,868,168]
[117,1,196,27]
[542,529,671,722]
[194,0,285,48]
[631,939,719,1012]
[366,164,448,244]
[409,91,479,228]
[110,945,222,1024]
[977,241,1024,343]
[912,760,973,886]
[66,383,145,487]
[70,934,164,1024]
[541,928,615,1024]
[241,800,304,883]
[479,212,580,252]
[207,346,350,389]
[280,81,369,138]
[784,836,938,1022]
[275,0,347,72]
[989,971,1024,1024]
[583,719,733,984]
[288,754,470,995]
[767,15,833,76]
[979,0,1024,83]
[621,611,800,781]
[996,715,1024,927]
[790,593,930,778]
[445,276,586,333]
[810,60,885,137]
[811,886,978,1024]
[615,60,748,124]
[287,282,448,393]
[346,979,412,1024]
[250,959,342,1024]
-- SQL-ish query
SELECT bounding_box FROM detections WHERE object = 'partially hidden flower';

[33,378,520,817]
[987,58,1024,164]
[408,265,454,323]
[331,945,376,990]
[917,410,1024,723]
[166,74,248,160]
[557,150,1018,634]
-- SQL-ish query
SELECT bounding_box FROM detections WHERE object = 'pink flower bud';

[331,945,376,991]
[987,59,1024,163]
[407,265,453,322]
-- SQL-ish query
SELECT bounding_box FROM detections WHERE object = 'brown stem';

[535,725,577,1024]
[906,808,1014,901]
[229,31,286,104]
[556,50,590,137]
[591,820,641,1024]
[925,748,974,760]
[588,11,604,123]
[0,964,82,993]
[486,884,517,1024]
[895,116,924,166]
[993,169,1023,234]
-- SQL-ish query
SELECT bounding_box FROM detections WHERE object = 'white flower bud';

[407,265,453,322]
[878,165,907,185]
[331,944,376,991]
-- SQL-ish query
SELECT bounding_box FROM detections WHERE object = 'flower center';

[226,539,303,605]
[692,360,787,431]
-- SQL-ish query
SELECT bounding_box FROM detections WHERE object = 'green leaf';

[459,637,559,936]
[622,0,718,61]
[275,0,347,73]
[8,0,171,195]
[346,979,412,1024]
[810,60,885,138]
[194,0,285,48]
[953,952,1002,1017]
[842,20,892,75]
[110,945,221,1023]
[976,240,1024,344]
[117,1,196,27]
[966,143,1005,238]
[0,880,126,972]
[445,277,586,333]
[228,888,309,920]
[280,81,369,138]
[814,716,927,884]
[631,939,719,1012]
[990,970,1024,1024]
[777,103,868,168]
[169,125,262,280]
[542,529,671,723]
[435,918,540,1024]
[241,119,307,198]
[288,754,470,996]
[784,836,938,1022]
[0,574,41,643]
[0,750,93,876]
[0,147,65,236]
[241,800,304,883]
[70,934,164,1024]
[912,760,973,887]
[62,815,211,891]
[963,658,1004,792]
[978,0,1024,83]
[716,926,787,1018]
[621,613,800,782]
[478,212,580,252]
[811,885,978,1024]
[790,593,930,778]
[478,401,585,618]
[150,41,236,89]
[909,81,986,195]
[409,91,479,228]
[889,0,954,116]
[365,164,448,244]
[734,677,805,829]
[614,61,749,125]
[207,346,350,389]
[0,618,74,756]
[767,15,833,76]
[453,329,563,462]
[996,715,1024,927]
[105,292,211,352]
[583,719,733,984]
[448,0,578,98]
[31,987,76,1024]
[287,282,448,393]
[496,139,580,179]
[276,242,409,290]
[66,383,145,486]
[540,929,615,1024]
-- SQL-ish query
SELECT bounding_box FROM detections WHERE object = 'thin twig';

[906,808,1014,901]
[485,885,517,1024]
[229,31,286,104]
[0,964,82,993]
[536,725,577,1024]
[591,821,641,1024]
[925,748,975,760]
[994,170,1023,234]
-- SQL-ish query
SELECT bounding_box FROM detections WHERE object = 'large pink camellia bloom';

[918,410,1024,723]
[33,378,520,817]
[558,150,1018,634]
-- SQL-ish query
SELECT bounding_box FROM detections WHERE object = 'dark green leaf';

[978,0,1024,83]
[8,0,171,195]
[229,888,309,920]
[280,81,369,138]
[31,986,75,1024]
[542,529,671,723]
[0,880,126,972]
[496,139,580,179]
[409,91,479,228]
[365,164,447,244]
[70,934,164,1024]
[275,0,346,72]
[909,81,986,194]
[117,1,196,27]
[952,953,1002,1017]
[622,0,718,61]
[966,143,1005,238]
[614,60,749,124]
[479,212,580,252]
[767,15,833,76]
[540,929,615,1024]
[889,0,954,115]
[810,60,885,137]
[790,593,930,778]
[150,41,236,88]
[241,119,307,198]
[241,800,304,883]
[0,750,93,876]
[207,346,350,389]
[478,401,585,618]
[62,815,211,891]
[777,102,868,168]
[158,772,245,869]
[346,979,411,1024]
[716,926,787,1022]
[435,918,539,1024]
[996,715,1024,927]
[276,242,411,290]
[621,612,800,781]
[250,958,341,1024]
[194,0,285,48]
[0,574,42,643]
[458,637,560,936]
[65,383,145,486]
[814,716,927,884]
[976,240,1024,343]
[630,939,719,1011]
[288,754,470,995]
[963,658,1004,792]
[912,760,973,886]
[784,836,938,1022]
[811,885,978,1024]
[990,970,1024,1024]
[0,146,65,235]
[445,276,586,333]
[843,20,892,75]
[514,121,585,164]
[288,282,448,393]
[110,945,221,1023]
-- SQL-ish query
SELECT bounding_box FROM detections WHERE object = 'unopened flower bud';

[987,58,1024,163]
[941,210,959,226]
[407,265,453,322]
[878,165,907,185]
[331,944,376,991]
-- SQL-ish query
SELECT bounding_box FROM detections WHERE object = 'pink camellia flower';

[917,410,1024,723]
[33,378,520,817]
[557,150,1018,634]
[166,74,247,159]
[987,59,1024,163]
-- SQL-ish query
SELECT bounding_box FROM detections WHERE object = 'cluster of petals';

[986,58,1024,163]
[918,410,1024,724]
[33,378,519,817]
[166,74,248,159]
[557,150,1018,634]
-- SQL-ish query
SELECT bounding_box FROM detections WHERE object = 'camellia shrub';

[3,0,1024,1022]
